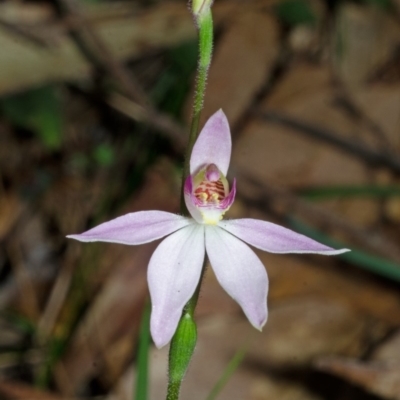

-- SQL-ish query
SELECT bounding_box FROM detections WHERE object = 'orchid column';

[167,1,214,399]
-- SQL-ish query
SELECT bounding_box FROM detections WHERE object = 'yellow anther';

[211,193,219,202]
[199,192,208,202]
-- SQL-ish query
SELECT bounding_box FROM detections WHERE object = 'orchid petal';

[219,219,350,255]
[190,110,231,175]
[219,178,236,209]
[205,226,268,330]
[148,224,205,348]
[67,211,192,245]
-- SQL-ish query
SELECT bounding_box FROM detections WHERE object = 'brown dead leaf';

[0,192,25,241]
[372,329,400,362]
[55,245,149,394]
[316,357,400,399]
[233,62,370,187]
[0,2,195,95]
[333,3,400,86]
[0,1,271,96]
[264,252,400,326]
[198,10,279,127]
[315,329,400,398]
[349,83,400,151]
[0,3,53,24]
[247,297,368,366]
[385,197,400,223]
[0,381,66,400]
[232,62,388,227]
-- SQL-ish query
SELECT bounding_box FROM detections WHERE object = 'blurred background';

[0,0,400,399]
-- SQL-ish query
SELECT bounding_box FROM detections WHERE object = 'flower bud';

[191,0,214,18]
[168,313,197,384]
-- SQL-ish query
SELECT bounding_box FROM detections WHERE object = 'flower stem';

[166,5,214,400]
[166,312,197,400]
[183,8,214,183]
[166,260,207,400]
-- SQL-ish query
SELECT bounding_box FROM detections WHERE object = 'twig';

[107,92,186,152]
[37,244,79,340]
[56,0,187,146]
[256,110,400,174]
[0,18,52,48]
[6,241,40,321]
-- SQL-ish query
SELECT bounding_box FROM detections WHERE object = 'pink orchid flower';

[67,110,349,348]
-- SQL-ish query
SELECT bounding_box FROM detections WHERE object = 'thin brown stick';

[107,92,186,151]
[256,110,400,175]
[6,241,40,321]
[0,18,52,48]
[37,244,79,340]
[57,0,187,145]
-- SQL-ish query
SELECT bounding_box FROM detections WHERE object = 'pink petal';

[219,178,236,209]
[148,224,205,348]
[67,211,192,245]
[219,219,350,255]
[190,110,231,175]
[205,226,268,330]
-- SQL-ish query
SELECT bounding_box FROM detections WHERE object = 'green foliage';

[289,218,400,283]
[1,312,36,336]
[206,347,246,400]
[93,143,115,166]
[151,41,198,117]
[275,0,317,26]
[36,337,68,389]
[362,0,392,11]
[300,185,400,200]
[135,301,151,400]
[0,86,63,150]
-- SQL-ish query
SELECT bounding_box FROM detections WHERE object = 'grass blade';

[135,301,151,400]
[299,185,400,200]
[289,218,400,282]
[205,347,246,400]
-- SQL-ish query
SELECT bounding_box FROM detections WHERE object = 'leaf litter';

[0,0,399,399]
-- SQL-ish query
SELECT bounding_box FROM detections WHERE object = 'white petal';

[190,110,232,175]
[148,224,205,348]
[219,219,350,255]
[205,226,268,330]
[67,211,192,245]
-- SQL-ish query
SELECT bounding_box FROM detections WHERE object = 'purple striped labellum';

[187,163,236,225]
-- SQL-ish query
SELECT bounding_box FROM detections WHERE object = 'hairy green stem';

[166,5,214,400]
[182,9,214,185]
[166,259,207,400]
